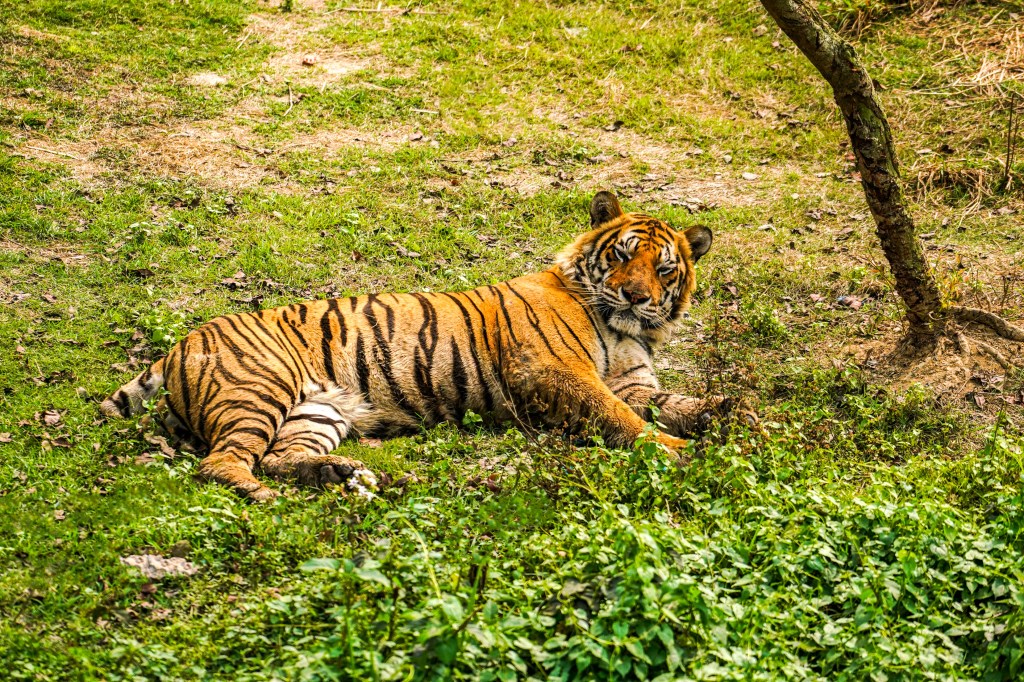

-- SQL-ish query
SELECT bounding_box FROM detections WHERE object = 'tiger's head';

[556,191,713,343]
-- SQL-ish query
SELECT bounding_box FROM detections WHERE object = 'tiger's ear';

[683,225,713,263]
[590,191,624,226]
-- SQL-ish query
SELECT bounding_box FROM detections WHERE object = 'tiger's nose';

[621,286,651,305]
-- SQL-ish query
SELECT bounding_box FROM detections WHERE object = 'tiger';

[101,191,725,501]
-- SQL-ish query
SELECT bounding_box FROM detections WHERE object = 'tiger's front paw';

[655,433,692,463]
[248,485,281,503]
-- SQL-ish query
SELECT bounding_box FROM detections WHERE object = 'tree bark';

[758,0,946,344]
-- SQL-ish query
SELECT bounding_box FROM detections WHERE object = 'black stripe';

[320,300,337,381]
[285,414,341,426]
[551,308,594,363]
[219,316,299,391]
[246,312,306,383]
[505,284,559,358]
[450,337,468,413]
[279,317,308,348]
[365,297,419,419]
[487,286,520,347]
[411,294,440,420]
[112,390,130,416]
[615,381,656,395]
[355,333,371,398]
[441,293,494,412]
[297,303,308,324]
[176,337,194,429]
[546,271,608,369]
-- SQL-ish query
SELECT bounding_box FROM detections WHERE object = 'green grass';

[2,0,1024,679]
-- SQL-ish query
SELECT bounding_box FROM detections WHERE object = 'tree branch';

[759,0,946,343]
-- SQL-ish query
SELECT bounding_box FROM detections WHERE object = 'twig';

[24,145,83,161]
[235,29,253,49]
[1004,92,1020,191]
[284,83,295,116]
[332,6,446,15]
[411,108,439,114]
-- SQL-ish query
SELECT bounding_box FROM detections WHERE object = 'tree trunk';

[758,0,946,344]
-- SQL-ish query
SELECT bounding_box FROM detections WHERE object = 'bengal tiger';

[102,191,726,501]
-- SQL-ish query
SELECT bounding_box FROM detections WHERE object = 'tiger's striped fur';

[102,192,721,500]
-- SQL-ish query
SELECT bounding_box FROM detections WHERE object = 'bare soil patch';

[16,120,417,190]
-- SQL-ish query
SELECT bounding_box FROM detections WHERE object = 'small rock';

[742,172,758,181]
[121,554,201,579]
[723,154,733,164]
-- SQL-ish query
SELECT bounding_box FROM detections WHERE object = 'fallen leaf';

[41,293,57,304]
[837,295,863,310]
[603,120,624,132]
[41,409,62,426]
[0,433,11,443]
[54,509,66,521]
[120,554,201,579]
[358,437,383,448]
[143,433,178,459]
[752,24,768,36]
[391,242,421,259]
[129,268,155,279]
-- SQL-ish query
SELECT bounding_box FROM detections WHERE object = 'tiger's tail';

[100,358,167,418]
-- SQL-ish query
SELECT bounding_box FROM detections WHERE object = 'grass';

[2,0,1024,679]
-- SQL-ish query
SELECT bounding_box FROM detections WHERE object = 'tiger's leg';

[259,386,368,487]
[604,365,730,438]
[198,419,278,502]
[531,364,688,452]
